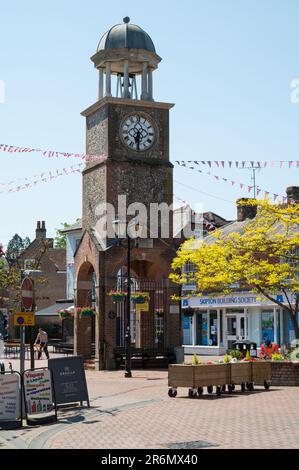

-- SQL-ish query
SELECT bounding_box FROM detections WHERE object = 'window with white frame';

[24,259,36,269]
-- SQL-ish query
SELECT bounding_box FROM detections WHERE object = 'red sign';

[21,277,34,311]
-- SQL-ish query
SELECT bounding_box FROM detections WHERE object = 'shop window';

[209,310,218,346]
[183,314,193,345]
[196,311,208,346]
[261,311,274,342]
[182,262,196,285]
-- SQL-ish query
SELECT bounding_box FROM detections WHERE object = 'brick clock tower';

[74,17,181,370]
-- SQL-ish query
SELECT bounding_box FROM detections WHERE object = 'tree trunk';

[289,309,299,340]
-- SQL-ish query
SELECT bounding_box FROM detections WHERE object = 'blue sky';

[1,0,299,245]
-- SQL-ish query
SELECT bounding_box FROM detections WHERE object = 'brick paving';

[0,365,298,449]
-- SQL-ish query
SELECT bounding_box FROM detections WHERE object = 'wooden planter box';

[168,364,229,388]
[168,364,194,388]
[194,364,229,387]
[230,362,252,384]
[251,361,272,384]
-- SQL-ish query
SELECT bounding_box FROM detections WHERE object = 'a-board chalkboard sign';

[0,371,22,429]
[48,356,90,407]
[23,368,57,425]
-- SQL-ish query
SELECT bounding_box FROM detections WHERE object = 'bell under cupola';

[90,17,161,101]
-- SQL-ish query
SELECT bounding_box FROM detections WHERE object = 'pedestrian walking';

[35,328,50,359]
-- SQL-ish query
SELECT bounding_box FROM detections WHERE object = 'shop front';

[181,293,298,356]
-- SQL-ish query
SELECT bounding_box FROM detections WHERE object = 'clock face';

[121,114,155,151]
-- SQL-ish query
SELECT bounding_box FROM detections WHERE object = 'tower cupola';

[91,17,161,101]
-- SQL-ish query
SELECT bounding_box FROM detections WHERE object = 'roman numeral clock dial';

[121,114,156,152]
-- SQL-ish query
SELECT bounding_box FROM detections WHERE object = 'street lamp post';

[113,218,133,378]
[125,233,132,378]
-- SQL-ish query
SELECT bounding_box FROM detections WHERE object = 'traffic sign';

[14,312,36,327]
[21,277,34,311]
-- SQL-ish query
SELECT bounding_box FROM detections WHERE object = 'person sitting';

[260,338,279,359]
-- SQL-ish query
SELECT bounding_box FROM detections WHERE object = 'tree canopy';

[170,199,299,339]
[54,222,71,249]
[6,234,31,264]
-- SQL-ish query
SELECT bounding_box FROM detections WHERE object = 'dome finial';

[123,16,130,24]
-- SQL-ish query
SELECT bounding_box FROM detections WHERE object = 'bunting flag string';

[0,143,106,163]
[0,163,84,195]
[174,160,299,169]
[174,195,216,230]
[174,161,286,203]
[0,163,84,186]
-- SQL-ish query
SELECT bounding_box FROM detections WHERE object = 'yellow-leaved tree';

[170,199,299,339]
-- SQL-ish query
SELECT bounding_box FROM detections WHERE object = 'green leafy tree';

[6,234,31,265]
[54,222,70,249]
[170,199,299,339]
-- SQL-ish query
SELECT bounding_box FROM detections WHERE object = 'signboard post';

[23,368,57,425]
[21,276,35,371]
[0,372,22,429]
[48,356,90,407]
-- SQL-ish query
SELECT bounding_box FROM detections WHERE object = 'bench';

[114,347,176,369]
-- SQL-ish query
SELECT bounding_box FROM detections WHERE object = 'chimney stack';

[36,220,46,239]
[237,198,257,222]
[286,186,299,204]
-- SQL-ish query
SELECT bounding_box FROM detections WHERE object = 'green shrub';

[230,350,243,360]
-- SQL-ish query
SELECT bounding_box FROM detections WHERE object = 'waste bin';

[174,346,184,364]
[232,340,257,358]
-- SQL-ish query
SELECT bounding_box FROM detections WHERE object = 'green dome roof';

[97,17,156,53]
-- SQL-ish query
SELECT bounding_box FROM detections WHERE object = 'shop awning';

[36,301,74,317]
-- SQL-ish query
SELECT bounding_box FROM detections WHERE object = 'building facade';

[181,189,299,355]
[73,18,183,370]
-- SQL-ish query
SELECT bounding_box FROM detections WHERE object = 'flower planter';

[230,362,252,385]
[77,307,95,318]
[107,291,127,302]
[112,294,126,302]
[194,363,230,388]
[251,361,272,384]
[59,313,73,320]
[168,364,194,388]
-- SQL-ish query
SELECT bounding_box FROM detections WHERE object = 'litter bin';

[232,340,257,358]
[174,346,184,364]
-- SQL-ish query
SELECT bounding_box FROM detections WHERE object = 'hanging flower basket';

[107,291,127,302]
[131,293,149,304]
[77,307,96,318]
[58,309,74,320]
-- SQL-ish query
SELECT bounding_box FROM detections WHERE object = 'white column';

[244,308,248,339]
[98,68,104,100]
[123,60,130,99]
[105,62,111,97]
[148,68,153,100]
[217,309,220,347]
[280,309,284,344]
[274,308,278,344]
[192,314,196,346]
[141,62,148,100]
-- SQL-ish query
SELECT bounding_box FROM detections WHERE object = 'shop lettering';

[199,296,258,305]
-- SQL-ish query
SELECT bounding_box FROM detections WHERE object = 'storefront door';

[226,314,246,349]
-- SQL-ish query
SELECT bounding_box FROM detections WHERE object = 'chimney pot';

[237,198,257,222]
[286,186,299,204]
[36,220,47,239]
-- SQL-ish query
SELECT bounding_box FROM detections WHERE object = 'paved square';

[0,366,298,449]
